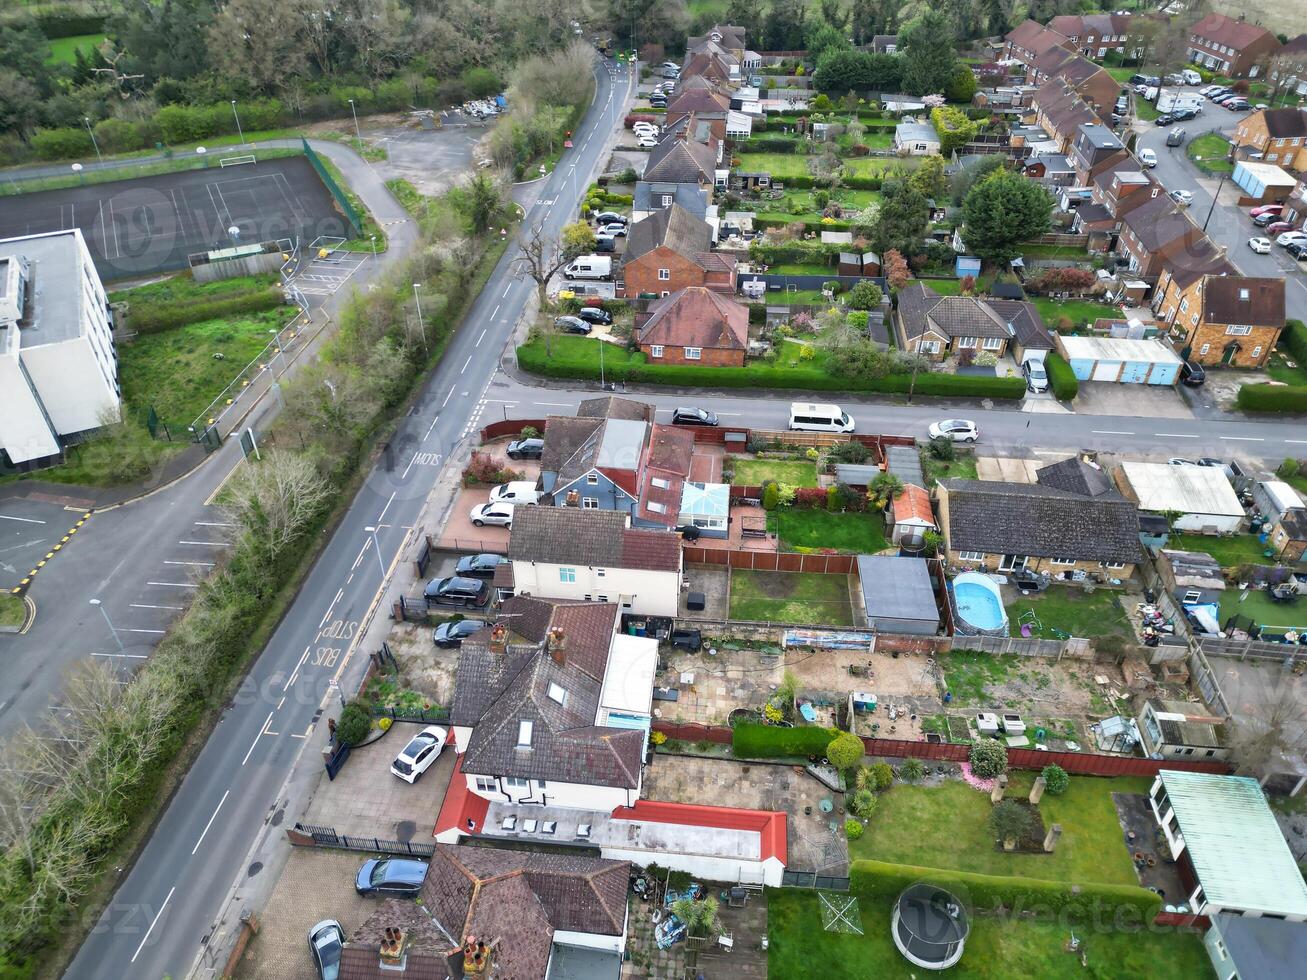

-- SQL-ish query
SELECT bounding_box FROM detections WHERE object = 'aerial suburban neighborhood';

[3,1,1307,979]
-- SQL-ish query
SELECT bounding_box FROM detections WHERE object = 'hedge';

[1237,383,1307,413]
[732,722,837,759]
[124,287,286,333]
[851,860,1163,924]
[35,13,106,38]
[1045,352,1079,401]
[1282,318,1307,365]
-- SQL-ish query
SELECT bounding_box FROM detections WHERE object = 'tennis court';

[0,155,344,280]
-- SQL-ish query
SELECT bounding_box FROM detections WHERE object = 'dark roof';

[897,283,1010,342]
[1034,77,1098,139]
[633,181,709,219]
[1191,12,1278,50]
[1212,913,1307,979]
[576,395,655,421]
[983,298,1053,352]
[540,416,603,474]
[1283,34,1307,56]
[666,89,730,115]
[857,555,940,625]
[339,899,457,980]
[1006,19,1067,52]
[1201,276,1285,328]
[884,444,925,487]
[941,479,1141,564]
[1036,457,1116,497]
[1262,107,1307,139]
[688,24,747,51]
[643,137,718,185]
[548,417,647,496]
[1074,203,1114,227]
[1120,194,1192,252]
[638,286,749,351]
[508,506,681,571]
[1162,238,1234,290]
[626,203,712,262]
[1279,507,1307,540]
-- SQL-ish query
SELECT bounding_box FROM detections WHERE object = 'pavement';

[61,55,635,980]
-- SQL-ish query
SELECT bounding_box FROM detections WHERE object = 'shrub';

[155,104,214,144]
[847,280,883,310]
[851,787,877,817]
[827,730,866,771]
[845,818,865,840]
[826,485,840,511]
[900,758,926,782]
[927,435,955,461]
[969,739,1008,778]
[335,702,373,747]
[1041,764,1070,795]
[124,286,286,333]
[761,481,779,509]
[1045,352,1079,401]
[732,722,837,758]
[29,127,93,160]
[869,762,894,791]
[650,730,667,746]
[462,451,521,487]
[1281,318,1307,365]
[827,441,870,464]
[990,799,1030,843]
[93,118,145,154]
[519,425,540,439]
[1279,458,1300,479]
[1238,384,1307,413]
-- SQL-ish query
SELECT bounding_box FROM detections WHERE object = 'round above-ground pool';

[950,572,1009,636]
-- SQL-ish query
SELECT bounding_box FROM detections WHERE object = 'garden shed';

[1055,335,1182,385]
[1251,479,1304,524]
[856,555,940,635]
[1232,160,1297,204]
[954,255,982,280]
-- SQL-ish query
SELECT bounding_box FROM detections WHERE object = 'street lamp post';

[231,100,245,145]
[1195,156,1231,233]
[84,117,102,165]
[71,162,84,184]
[89,598,124,653]
[348,98,361,143]
[370,234,378,259]
[412,283,428,350]
[363,526,387,580]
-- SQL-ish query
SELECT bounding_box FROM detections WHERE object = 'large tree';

[725,0,767,45]
[763,0,807,51]
[110,0,216,84]
[899,11,959,96]
[960,168,1053,263]
[870,182,931,256]
[849,0,897,44]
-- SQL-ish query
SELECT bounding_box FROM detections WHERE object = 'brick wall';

[641,343,744,366]
[1186,322,1280,367]
[945,549,1136,581]
[622,247,706,298]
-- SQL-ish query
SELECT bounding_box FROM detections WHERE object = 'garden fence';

[288,822,437,857]
[480,418,546,441]
[683,548,856,574]
[1198,635,1307,664]
[368,705,450,724]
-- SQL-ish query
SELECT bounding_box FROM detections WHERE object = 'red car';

[1265,221,1295,236]
[1249,204,1283,218]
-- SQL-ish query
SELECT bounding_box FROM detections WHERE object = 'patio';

[623,887,769,980]
[656,644,783,726]
[1112,791,1189,908]
[690,503,778,553]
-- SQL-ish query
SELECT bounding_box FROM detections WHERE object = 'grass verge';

[729,568,854,626]
[1187,132,1234,174]
[0,593,26,628]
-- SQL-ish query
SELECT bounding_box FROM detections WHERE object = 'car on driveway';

[599,222,627,237]
[1249,204,1282,218]
[637,135,658,148]
[1276,231,1307,247]
[928,419,979,443]
[577,306,612,325]
[1172,107,1199,121]
[1022,358,1049,393]
[390,725,448,782]
[356,858,428,896]
[434,618,487,648]
[1169,189,1194,206]
[670,406,719,426]
[469,502,514,528]
[308,919,344,980]
[1253,212,1281,227]
[1248,236,1272,254]
[489,481,539,506]
[594,211,627,225]
[1287,241,1307,260]
[455,553,505,578]
[1266,221,1295,236]
[424,575,490,606]
[1139,148,1157,167]
[1180,359,1206,387]
[555,315,592,334]
[506,437,543,460]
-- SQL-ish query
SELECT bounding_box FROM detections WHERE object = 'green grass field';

[771,509,889,554]
[1220,585,1307,631]
[1031,297,1120,329]
[1188,132,1235,174]
[1005,588,1133,639]
[729,569,854,626]
[1169,531,1278,568]
[736,152,811,179]
[0,594,26,628]
[44,33,103,65]
[109,274,277,306]
[922,450,978,485]
[730,458,818,487]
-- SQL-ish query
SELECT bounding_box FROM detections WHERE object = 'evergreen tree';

[900,11,959,96]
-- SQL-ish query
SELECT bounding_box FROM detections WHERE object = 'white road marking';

[476,329,486,346]
[1092,430,1134,435]
[502,283,511,298]
[491,304,500,319]
[1220,435,1264,441]
[461,355,472,374]
[241,711,275,765]
[378,491,397,523]
[534,401,574,408]
[122,628,166,634]
[91,651,148,659]
[146,581,200,588]
[1155,432,1198,438]
[442,388,455,408]
[163,560,214,567]
[130,887,176,963]
[1286,439,1307,444]
[191,790,230,855]
[177,540,227,547]
[284,647,310,691]
[130,603,183,611]
[0,514,46,524]
[194,521,236,527]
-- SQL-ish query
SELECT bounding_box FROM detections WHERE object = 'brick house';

[621,203,735,298]
[894,282,1013,361]
[1002,20,1073,73]
[1188,12,1281,78]
[1048,12,1142,60]
[680,51,733,88]
[1232,107,1307,171]
[936,457,1140,581]
[635,286,749,366]
[1033,78,1101,153]
[1162,274,1285,368]
[1152,244,1236,325]
[664,90,731,129]
[1067,122,1129,184]
[1270,34,1307,97]
[1269,507,1307,564]
[642,134,720,187]
[1115,193,1202,277]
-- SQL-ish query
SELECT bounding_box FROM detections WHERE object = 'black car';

[355,858,428,896]
[594,236,616,253]
[555,315,592,334]
[506,437,544,460]
[1286,241,1307,260]
[455,553,505,579]
[434,618,487,647]
[670,406,719,426]
[1172,107,1198,121]
[577,306,613,325]
[308,919,344,980]
[1253,212,1278,226]
[1154,113,1174,126]
[670,628,702,651]
[1180,359,1207,387]
[424,576,490,607]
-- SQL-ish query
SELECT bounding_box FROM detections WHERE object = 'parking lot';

[0,496,87,589]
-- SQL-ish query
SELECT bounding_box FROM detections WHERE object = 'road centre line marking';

[461,356,471,374]
[442,388,455,408]
[242,711,274,766]
[502,283,511,298]
[0,514,46,524]
[1219,435,1264,441]
[491,304,500,319]
[1286,439,1307,444]
[178,540,227,546]
[378,491,397,523]
[147,581,199,588]
[402,453,418,479]
[122,628,166,634]
[424,414,440,440]
[476,329,486,346]
[194,521,236,527]
[1092,430,1133,435]
[131,603,183,611]
[284,647,310,691]
[1156,433,1198,438]
[191,790,230,855]
[130,886,175,963]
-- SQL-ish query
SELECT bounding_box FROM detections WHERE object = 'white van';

[488,481,541,505]
[789,402,855,433]
[563,255,613,280]
[1138,148,1157,168]
[1181,69,1203,86]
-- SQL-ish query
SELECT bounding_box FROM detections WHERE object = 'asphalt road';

[63,57,633,980]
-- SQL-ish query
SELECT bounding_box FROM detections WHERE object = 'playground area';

[0,154,343,279]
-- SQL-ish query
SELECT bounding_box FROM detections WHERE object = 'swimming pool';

[951,573,1009,635]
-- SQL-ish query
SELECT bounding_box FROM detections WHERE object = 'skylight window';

[517,720,534,747]
[547,683,567,705]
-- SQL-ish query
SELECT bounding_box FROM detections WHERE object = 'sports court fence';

[0,147,303,197]
[302,138,362,238]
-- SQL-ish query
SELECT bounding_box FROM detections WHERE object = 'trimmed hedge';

[851,860,1163,924]
[732,722,837,759]
[125,286,286,333]
[1045,352,1079,401]
[1282,318,1307,365]
[1238,383,1307,413]
[35,14,106,38]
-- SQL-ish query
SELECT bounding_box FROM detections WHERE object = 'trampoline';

[891,884,970,970]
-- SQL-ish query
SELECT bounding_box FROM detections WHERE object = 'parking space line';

[0,515,46,524]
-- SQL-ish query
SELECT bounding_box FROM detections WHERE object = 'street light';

[363,526,387,580]
[1195,156,1231,233]
[370,234,378,259]
[89,598,124,653]
[196,145,208,167]
[231,100,245,145]
[84,117,102,165]
[412,283,428,351]
[348,98,361,143]
[71,162,84,184]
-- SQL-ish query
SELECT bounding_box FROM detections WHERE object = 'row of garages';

[1057,335,1183,386]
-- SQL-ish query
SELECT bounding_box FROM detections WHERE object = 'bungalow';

[680,51,734,88]
[1187,12,1281,79]
[642,135,721,188]
[665,89,731,129]
[687,24,747,66]
[505,507,682,617]
[935,457,1141,580]
[1148,770,1307,919]
[893,121,940,156]
[982,297,1055,365]
[1165,275,1285,369]
[1136,699,1230,763]
[1117,461,1245,535]
[1204,914,1307,980]
[631,180,710,223]
[635,286,749,366]
[621,203,735,298]
[894,282,1012,361]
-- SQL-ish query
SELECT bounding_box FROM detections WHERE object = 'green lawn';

[1105,66,1136,82]
[109,273,277,306]
[1021,243,1090,260]
[922,450,978,486]
[771,509,889,554]
[768,888,1211,980]
[843,156,905,176]
[1267,348,1307,387]
[938,651,1023,705]
[1031,297,1120,329]
[1188,132,1234,174]
[731,457,817,487]
[1169,531,1278,568]
[1135,98,1162,121]
[1220,585,1307,631]
[736,152,812,179]
[45,33,103,65]
[848,772,1149,886]
[0,593,25,628]
[729,568,854,626]
[1005,587,1132,639]
[769,261,836,275]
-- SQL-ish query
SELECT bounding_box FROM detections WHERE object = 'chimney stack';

[489,623,508,654]
[463,936,492,975]
[379,926,407,962]
[547,627,567,665]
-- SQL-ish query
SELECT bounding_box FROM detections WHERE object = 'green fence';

[302,138,362,238]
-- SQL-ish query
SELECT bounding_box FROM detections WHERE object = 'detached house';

[665,89,732,129]
[622,203,735,299]
[1162,274,1285,368]
[894,282,1012,360]
[631,180,710,223]
[642,134,721,189]
[1188,12,1281,78]
[636,286,749,366]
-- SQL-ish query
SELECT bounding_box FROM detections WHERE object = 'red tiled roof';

[612,799,788,864]
[434,753,490,838]
[638,287,749,352]
[895,484,935,526]
[1192,12,1278,51]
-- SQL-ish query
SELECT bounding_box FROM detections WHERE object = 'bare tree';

[1228,674,1307,783]
[513,220,578,351]
[222,450,332,562]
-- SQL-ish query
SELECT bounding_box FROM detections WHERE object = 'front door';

[1222,341,1241,366]
[999,554,1027,571]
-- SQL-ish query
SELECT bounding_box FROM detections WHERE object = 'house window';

[517,720,534,747]
[648,501,667,513]
[661,194,673,206]
[684,346,702,359]
[475,776,497,792]
[652,477,670,489]
[1101,562,1126,570]
[650,344,664,358]
[956,336,978,348]
[1199,343,1210,356]
[582,497,599,509]
[559,567,577,583]
[1225,325,1252,335]
[919,340,941,354]
[597,594,609,602]
[587,473,599,485]
[983,337,1004,350]
[506,776,529,788]
[1191,313,1199,326]
[1051,557,1077,566]
[1252,345,1262,359]
[1214,939,1227,960]
[547,682,567,705]
[957,551,986,561]
[595,568,606,577]
[658,268,671,281]
[1179,298,1188,313]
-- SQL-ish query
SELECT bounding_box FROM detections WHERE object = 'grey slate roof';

[941,478,1141,564]
[884,444,926,487]
[633,181,709,220]
[576,395,655,421]
[508,506,681,572]
[1035,457,1117,497]
[983,298,1054,352]
[626,202,714,263]
[1212,913,1307,980]
[896,282,1011,343]
[643,138,717,185]
[540,416,603,475]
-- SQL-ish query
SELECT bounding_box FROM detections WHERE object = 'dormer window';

[517,720,534,747]
[548,682,567,705]
[652,477,669,489]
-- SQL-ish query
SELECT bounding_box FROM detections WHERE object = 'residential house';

[983,297,1055,365]
[622,204,735,299]
[1152,244,1236,327]
[1048,12,1141,60]
[1136,699,1230,762]
[893,121,941,155]
[1232,107,1307,171]
[642,134,721,188]
[1269,507,1307,564]
[1073,167,1162,248]
[666,111,726,148]
[631,181,709,223]
[871,34,898,54]
[1039,54,1120,120]
[687,24,747,65]
[576,394,655,422]
[1148,770,1307,919]
[1204,914,1307,980]
[635,286,748,366]
[336,844,630,980]
[1032,77,1102,154]
[894,282,1013,361]
[1067,122,1129,184]
[1187,12,1281,78]
[1115,193,1202,278]
[505,507,682,617]
[1270,33,1307,96]
[680,51,734,88]
[1023,152,1077,187]
[1002,20,1073,74]
[1117,461,1245,534]
[1161,274,1285,368]
[664,89,731,129]
[935,457,1141,579]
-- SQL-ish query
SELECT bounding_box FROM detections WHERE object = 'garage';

[1057,335,1182,385]
[1232,160,1297,204]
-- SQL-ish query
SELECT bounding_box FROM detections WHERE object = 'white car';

[1138,148,1157,168]
[469,502,514,527]
[637,135,658,148]
[599,222,627,237]
[928,419,979,443]
[1022,358,1049,393]
[1169,190,1193,206]
[1276,231,1307,247]
[389,725,448,783]
[1248,236,1272,254]
[632,124,659,138]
